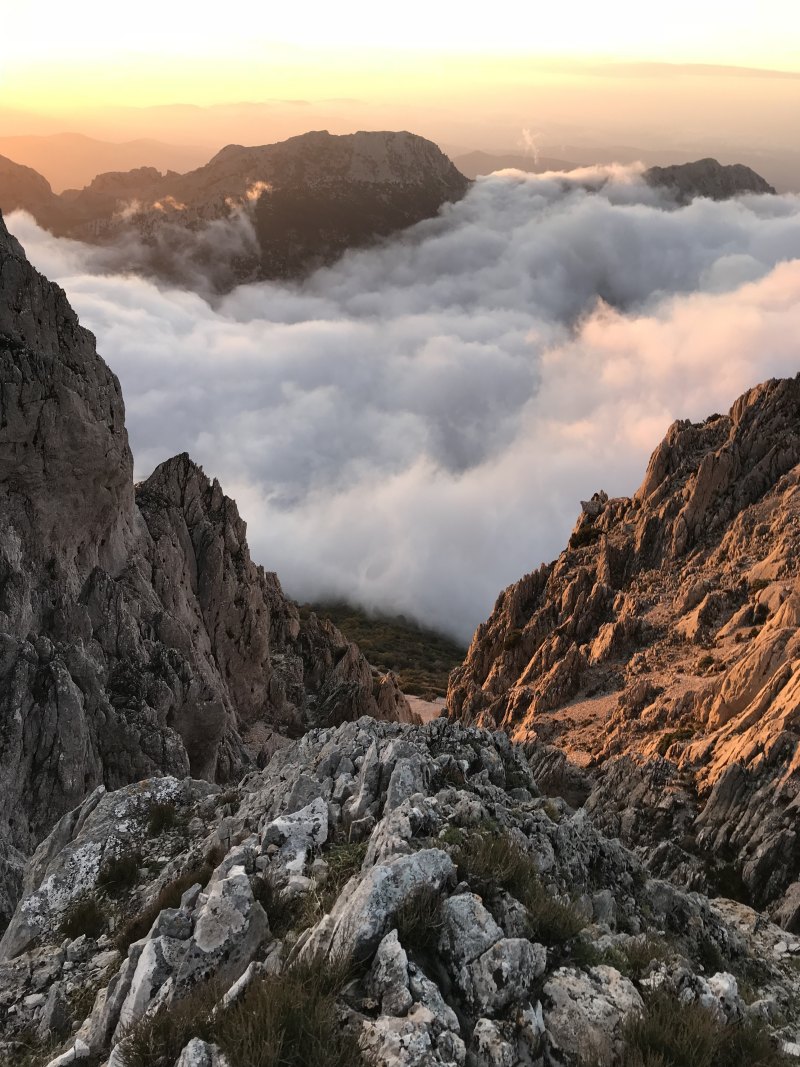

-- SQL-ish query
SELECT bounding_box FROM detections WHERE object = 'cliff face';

[7,130,470,287]
[0,211,411,929]
[449,377,800,926]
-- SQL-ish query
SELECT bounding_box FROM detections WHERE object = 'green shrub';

[147,801,178,835]
[4,1031,63,1067]
[59,894,106,940]
[98,852,141,897]
[216,789,240,812]
[524,883,587,947]
[319,839,368,911]
[655,729,694,757]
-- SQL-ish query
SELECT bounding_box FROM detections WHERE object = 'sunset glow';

[5,0,800,115]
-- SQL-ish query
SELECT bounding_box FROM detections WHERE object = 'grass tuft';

[147,801,178,836]
[213,955,360,1067]
[452,829,586,948]
[610,988,793,1067]
[394,884,444,958]
[119,956,361,1067]
[115,848,223,953]
[59,894,106,940]
[98,852,141,897]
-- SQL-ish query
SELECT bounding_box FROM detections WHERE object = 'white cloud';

[8,166,800,640]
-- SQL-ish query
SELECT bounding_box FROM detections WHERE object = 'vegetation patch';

[98,852,141,897]
[299,600,465,699]
[213,955,361,1067]
[147,801,179,836]
[394,884,444,959]
[115,848,223,953]
[570,524,602,550]
[59,894,107,940]
[117,980,217,1067]
[656,729,694,757]
[609,988,792,1067]
[453,829,586,948]
[119,956,360,1067]
[319,839,369,912]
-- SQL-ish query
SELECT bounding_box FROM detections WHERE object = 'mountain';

[2,130,470,288]
[0,153,63,229]
[0,210,413,931]
[449,377,800,929]
[2,719,799,1065]
[0,211,798,1067]
[0,133,210,194]
[452,150,580,179]
[644,158,777,200]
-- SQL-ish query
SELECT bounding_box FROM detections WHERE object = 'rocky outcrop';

[449,377,800,925]
[1,718,797,1065]
[644,157,776,201]
[3,130,470,288]
[0,210,412,930]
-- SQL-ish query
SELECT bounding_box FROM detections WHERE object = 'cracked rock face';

[0,717,797,1066]
[0,210,412,931]
[449,375,800,924]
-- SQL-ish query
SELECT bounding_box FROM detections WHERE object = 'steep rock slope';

[449,377,800,925]
[9,130,470,287]
[0,211,411,930]
[644,157,776,201]
[1,718,797,1066]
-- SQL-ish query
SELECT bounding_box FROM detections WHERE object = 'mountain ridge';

[448,375,800,928]
[0,209,413,931]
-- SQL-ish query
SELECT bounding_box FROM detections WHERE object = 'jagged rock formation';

[0,211,412,931]
[450,377,800,927]
[2,131,470,288]
[1,718,797,1065]
[644,157,776,201]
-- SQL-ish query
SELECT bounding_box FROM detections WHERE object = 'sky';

[4,2,800,153]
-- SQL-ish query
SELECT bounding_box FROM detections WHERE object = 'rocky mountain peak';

[644,157,776,201]
[0,130,470,289]
[449,375,800,926]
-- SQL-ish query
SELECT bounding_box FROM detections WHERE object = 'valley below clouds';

[9,165,800,640]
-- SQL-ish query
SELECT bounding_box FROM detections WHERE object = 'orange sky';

[4,0,800,112]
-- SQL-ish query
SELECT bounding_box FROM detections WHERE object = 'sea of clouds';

[8,165,800,641]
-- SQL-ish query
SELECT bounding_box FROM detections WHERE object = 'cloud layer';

[8,166,800,640]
